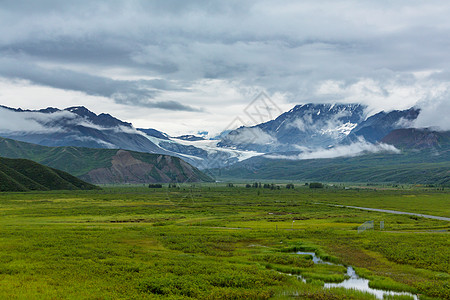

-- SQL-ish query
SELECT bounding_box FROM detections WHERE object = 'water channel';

[295,251,419,300]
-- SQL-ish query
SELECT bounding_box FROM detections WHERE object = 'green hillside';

[0,137,120,176]
[0,157,99,191]
[215,149,450,185]
[0,137,213,184]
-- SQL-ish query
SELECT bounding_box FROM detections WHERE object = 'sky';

[0,0,449,136]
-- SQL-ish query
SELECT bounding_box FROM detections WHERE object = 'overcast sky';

[0,0,449,135]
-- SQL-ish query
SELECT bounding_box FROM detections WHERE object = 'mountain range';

[218,104,421,152]
[0,103,425,167]
[0,105,256,169]
[0,137,213,184]
[0,103,448,185]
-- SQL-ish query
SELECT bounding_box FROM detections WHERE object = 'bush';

[148,183,163,188]
[309,182,324,189]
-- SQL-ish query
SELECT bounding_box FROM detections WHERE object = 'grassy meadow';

[0,184,448,299]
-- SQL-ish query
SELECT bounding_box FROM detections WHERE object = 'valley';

[1,2,449,300]
[0,185,448,299]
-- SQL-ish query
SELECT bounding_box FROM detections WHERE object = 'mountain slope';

[79,149,213,184]
[0,157,99,191]
[346,108,420,143]
[0,137,213,184]
[381,128,450,150]
[214,149,450,185]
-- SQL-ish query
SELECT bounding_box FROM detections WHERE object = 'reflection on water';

[296,251,419,300]
[296,251,333,265]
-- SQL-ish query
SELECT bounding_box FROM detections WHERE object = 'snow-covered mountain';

[0,103,422,169]
[0,105,165,153]
[218,103,367,152]
[0,105,261,169]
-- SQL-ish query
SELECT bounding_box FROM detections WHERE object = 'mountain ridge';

[0,103,440,174]
[0,136,213,184]
[0,105,258,168]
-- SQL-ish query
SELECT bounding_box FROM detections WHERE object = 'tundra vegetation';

[0,184,448,299]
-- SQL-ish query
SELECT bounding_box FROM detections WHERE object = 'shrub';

[309,182,324,189]
[148,183,163,188]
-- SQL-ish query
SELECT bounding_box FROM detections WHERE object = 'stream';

[296,251,419,300]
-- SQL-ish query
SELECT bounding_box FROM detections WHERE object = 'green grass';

[0,185,448,299]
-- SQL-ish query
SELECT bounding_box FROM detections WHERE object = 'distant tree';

[245,184,251,188]
[227,183,234,187]
[286,183,294,189]
[263,183,280,190]
[148,183,163,188]
[309,182,324,189]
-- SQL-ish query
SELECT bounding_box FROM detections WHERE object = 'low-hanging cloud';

[286,108,359,138]
[0,106,156,138]
[0,107,69,134]
[413,97,450,131]
[225,127,277,145]
[265,139,400,160]
[72,136,116,149]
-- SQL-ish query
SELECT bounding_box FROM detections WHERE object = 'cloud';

[0,55,201,112]
[288,115,312,132]
[152,101,203,112]
[413,97,450,131]
[225,127,277,145]
[0,107,67,134]
[72,136,116,148]
[0,106,156,139]
[284,106,360,140]
[265,139,400,160]
[0,1,449,133]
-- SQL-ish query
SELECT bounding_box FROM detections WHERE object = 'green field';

[0,185,448,299]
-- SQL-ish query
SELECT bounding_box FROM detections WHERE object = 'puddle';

[296,251,419,300]
[296,251,333,265]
